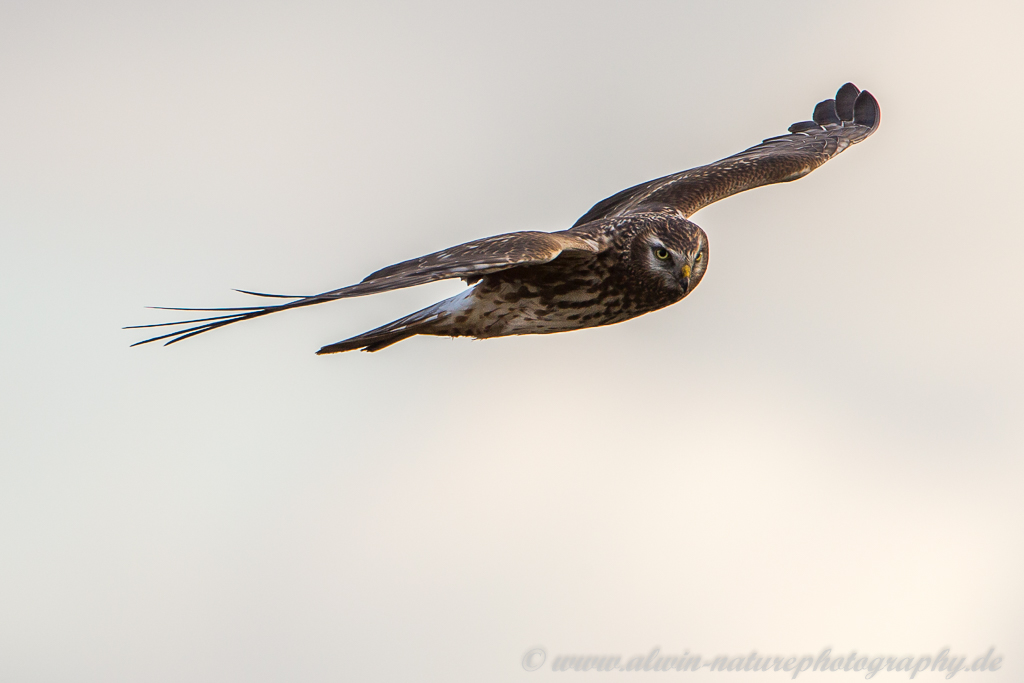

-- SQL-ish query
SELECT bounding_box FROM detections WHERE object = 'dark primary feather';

[572,83,879,226]
[127,230,601,346]
[834,82,859,120]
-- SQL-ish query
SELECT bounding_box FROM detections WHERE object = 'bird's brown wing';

[128,231,601,346]
[358,230,599,284]
[572,83,879,226]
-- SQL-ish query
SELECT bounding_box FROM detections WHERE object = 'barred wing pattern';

[572,83,879,226]
[128,231,600,346]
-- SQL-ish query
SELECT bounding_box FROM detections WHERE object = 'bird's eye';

[654,248,670,260]
[695,252,703,263]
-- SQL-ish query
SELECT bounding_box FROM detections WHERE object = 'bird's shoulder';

[563,206,688,247]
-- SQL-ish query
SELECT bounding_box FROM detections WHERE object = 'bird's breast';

[439,260,674,339]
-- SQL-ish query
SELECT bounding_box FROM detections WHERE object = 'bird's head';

[631,218,709,299]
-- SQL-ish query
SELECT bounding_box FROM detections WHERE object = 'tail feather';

[316,302,449,355]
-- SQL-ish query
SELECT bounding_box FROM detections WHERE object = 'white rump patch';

[437,288,475,315]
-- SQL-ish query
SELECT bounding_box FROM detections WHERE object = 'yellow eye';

[654,248,670,260]
[695,252,703,263]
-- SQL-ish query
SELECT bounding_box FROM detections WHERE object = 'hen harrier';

[130,83,879,354]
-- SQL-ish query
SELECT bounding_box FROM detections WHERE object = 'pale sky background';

[1,1,1022,681]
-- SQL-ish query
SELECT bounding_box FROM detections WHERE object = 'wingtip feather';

[853,90,880,133]
[233,288,308,299]
[812,99,842,126]
[835,83,860,120]
[788,120,822,133]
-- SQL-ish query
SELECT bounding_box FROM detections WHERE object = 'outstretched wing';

[128,230,600,346]
[572,83,880,226]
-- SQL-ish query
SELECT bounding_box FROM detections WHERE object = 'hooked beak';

[679,264,692,293]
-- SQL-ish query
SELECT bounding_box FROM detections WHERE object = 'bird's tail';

[316,297,456,354]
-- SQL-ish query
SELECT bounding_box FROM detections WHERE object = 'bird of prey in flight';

[129,83,879,354]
